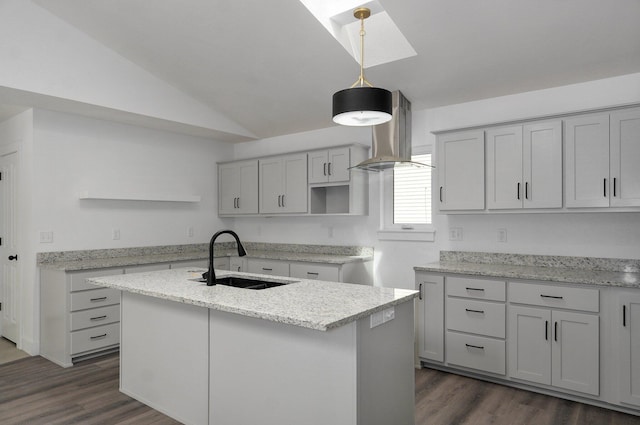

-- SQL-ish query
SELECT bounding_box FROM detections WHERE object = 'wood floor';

[1,353,639,425]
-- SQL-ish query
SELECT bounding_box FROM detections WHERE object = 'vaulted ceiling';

[7,0,640,139]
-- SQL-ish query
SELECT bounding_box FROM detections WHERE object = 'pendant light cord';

[351,11,373,88]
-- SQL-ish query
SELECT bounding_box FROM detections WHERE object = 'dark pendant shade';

[332,87,393,126]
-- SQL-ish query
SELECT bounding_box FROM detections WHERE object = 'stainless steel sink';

[190,276,288,290]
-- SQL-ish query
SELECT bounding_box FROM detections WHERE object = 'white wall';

[231,73,640,291]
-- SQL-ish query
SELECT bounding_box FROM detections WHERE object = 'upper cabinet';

[259,153,308,214]
[218,160,258,215]
[565,108,640,208]
[308,147,350,184]
[437,130,485,211]
[486,120,562,210]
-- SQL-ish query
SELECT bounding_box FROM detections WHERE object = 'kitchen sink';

[190,276,288,290]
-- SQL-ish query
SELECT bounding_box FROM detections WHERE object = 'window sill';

[377,229,436,242]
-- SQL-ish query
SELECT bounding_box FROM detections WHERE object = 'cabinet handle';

[262,267,272,271]
[237,266,241,272]
[323,162,327,176]
[517,182,521,200]
[545,320,549,340]
[613,177,617,197]
[90,315,108,321]
[465,287,485,292]
[540,294,563,300]
[465,308,485,314]
[306,272,319,276]
[623,305,627,327]
[233,197,236,208]
[604,178,607,197]
[90,296,108,302]
[525,182,529,200]
[554,321,558,342]
[277,195,281,207]
[281,194,285,207]
[236,197,240,209]
[90,333,107,340]
[328,162,332,176]
[440,186,443,203]
[418,283,423,300]
[465,343,484,350]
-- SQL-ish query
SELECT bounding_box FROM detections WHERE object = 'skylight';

[300,0,417,68]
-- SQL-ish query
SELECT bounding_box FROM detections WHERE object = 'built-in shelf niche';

[310,185,350,214]
[79,191,201,203]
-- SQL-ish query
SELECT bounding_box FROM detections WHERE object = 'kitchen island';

[87,268,417,425]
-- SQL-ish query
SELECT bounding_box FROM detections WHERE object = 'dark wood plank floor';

[1,353,639,424]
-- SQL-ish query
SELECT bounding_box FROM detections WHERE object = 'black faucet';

[203,230,247,286]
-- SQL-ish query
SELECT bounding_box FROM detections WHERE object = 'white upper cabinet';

[487,121,562,209]
[218,160,258,215]
[308,147,350,184]
[565,113,611,208]
[437,130,485,211]
[610,108,640,207]
[259,153,307,214]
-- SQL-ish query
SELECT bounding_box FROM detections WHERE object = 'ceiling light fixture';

[332,7,392,127]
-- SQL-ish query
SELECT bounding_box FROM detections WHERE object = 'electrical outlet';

[187,226,194,238]
[449,227,463,241]
[370,311,384,328]
[497,228,508,243]
[383,307,395,323]
[39,231,54,243]
[112,229,121,240]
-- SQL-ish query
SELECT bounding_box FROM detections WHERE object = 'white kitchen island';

[87,268,417,425]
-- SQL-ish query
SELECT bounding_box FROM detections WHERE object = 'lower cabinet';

[247,258,373,285]
[415,273,444,362]
[618,292,640,408]
[247,258,290,277]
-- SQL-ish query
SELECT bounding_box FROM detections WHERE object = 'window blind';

[393,153,432,224]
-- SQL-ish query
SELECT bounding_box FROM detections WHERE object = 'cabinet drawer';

[509,282,599,312]
[70,268,123,292]
[70,288,120,312]
[70,304,120,331]
[446,298,505,338]
[290,262,339,282]
[247,259,289,277]
[446,331,506,375]
[71,323,120,355]
[446,277,506,301]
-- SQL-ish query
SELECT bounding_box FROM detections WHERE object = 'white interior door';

[0,152,19,343]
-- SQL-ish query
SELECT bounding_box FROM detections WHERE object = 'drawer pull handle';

[262,268,272,271]
[545,320,549,340]
[465,287,485,292]
[623,305,627,327]
[90,333,107,340]
[540,294,563,300]
[465,343,484,350]
[90,297,108,302]
[465,308,485,314]
[554,321,558,342]
[90,315,108,321]
[418,283,423,300]
[306,272,319,276]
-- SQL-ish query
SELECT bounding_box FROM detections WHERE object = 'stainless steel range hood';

[351,91,432,172]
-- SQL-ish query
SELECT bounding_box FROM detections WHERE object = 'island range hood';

[351,91,433,172]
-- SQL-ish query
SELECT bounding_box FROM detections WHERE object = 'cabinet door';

[523,120,562,209]
[259,157,284,213]
[308,151,329,184]
[486,126,523,209]
[237,160,258,214]
[610,108,640,207]
[290,262,340,282]
[565,114,610,207]
[437,130,485,210]
[508,305,551,385]
[415,274,444,362]
[218,163,240,215]
[551,310,599,395]
[328,147,350,182]
[619,293,640,407]
[281,154,307,213]
[247,259,290,277]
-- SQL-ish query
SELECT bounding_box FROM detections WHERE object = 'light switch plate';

[449,227,463,241]
[39,231,54,243]
[497,228,507,243]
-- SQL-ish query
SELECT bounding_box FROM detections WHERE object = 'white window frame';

[378,145,436,241]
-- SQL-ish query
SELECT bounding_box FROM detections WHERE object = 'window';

[379,149,435,241]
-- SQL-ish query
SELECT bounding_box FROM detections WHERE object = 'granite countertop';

[415,251,640,289]
[87,268,417,331]
[38,243,374,271]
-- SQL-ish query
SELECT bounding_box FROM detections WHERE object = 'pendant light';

[332,7,392,127]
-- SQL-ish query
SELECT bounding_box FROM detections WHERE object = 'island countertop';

[87,268,417,331]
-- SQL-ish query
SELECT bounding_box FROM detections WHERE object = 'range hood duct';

[351,91,432,172]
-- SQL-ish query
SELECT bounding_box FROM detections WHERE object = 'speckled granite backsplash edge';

[440,251,640,273]
[37,242,374,264]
